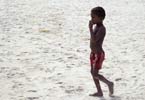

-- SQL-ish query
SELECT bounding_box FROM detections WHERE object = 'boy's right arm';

[89,20,96,43]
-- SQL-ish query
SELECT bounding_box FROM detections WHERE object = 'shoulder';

[98,25,106,34]
[99,25,106,31]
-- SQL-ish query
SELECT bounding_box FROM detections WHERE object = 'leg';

[89,52,103,97]
[93,52,114,96]
[94,73,114,95]
[96,74,111,85]
[90,68,103,96]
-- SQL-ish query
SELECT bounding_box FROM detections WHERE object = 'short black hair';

[91,6,106,20]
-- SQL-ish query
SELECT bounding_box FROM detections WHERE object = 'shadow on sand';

[94,95,121,100]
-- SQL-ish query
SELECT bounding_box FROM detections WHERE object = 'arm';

[89,20,96,42]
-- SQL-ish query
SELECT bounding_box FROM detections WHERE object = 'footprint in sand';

[39,28,50,33]
[27,90,37,93]
[66,65,73,68]
[115,78,122,81]
[26,89,39,100]
[56,82,63,84]
[67,56,74,59]
[57,73,62,75]
[131,76,136,78]
[26,97,39,100]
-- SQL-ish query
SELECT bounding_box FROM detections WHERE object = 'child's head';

[91,6,106,24]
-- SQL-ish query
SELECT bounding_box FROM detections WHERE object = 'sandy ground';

[0,0,145,100]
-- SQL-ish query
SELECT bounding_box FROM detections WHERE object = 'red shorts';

[90,52,105,70]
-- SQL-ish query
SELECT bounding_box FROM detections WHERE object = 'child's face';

[91,13,101,24]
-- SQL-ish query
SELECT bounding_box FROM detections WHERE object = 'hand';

[89,20,94,29]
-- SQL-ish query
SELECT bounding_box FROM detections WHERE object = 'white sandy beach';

[0,0,145,100]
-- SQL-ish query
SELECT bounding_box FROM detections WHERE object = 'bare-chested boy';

[89,6,114,97]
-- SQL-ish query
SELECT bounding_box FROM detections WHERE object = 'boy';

[89,6,114,97]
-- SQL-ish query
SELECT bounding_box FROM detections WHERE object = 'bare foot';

[89,92,103,97]
[108,82,114,96]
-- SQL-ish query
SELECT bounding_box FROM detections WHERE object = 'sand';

[0,0,145,100]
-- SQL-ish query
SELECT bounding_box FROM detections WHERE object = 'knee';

[94,72,99,78]
[91,70,99,77]
[90,68,95,74]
